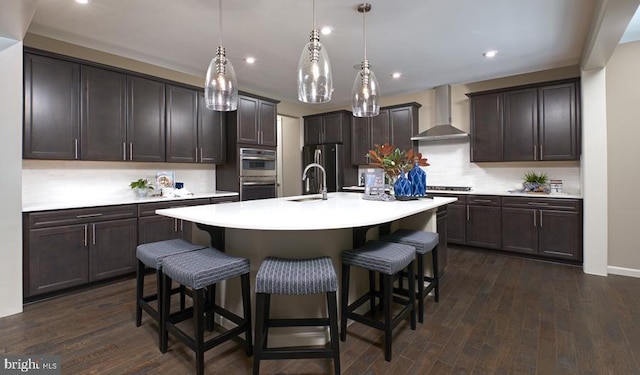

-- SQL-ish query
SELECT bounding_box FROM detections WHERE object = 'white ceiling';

[24,0,639,110]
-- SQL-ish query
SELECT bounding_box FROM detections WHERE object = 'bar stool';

[160,247,252,375]
[341,240,416,362]
[253,256,340,375]
[380,229,439,323]
[135,239,206,343]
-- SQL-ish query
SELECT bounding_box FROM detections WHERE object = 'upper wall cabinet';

[231,95,278,147]
[303,110,352,145]
[197,92,226,164]
[166,84,198,163]
[126,75,166,162]
[468,78,580,162]
[24,53,80,160]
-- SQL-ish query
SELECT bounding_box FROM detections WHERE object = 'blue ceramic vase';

[394,170,412,197]
[408,160,426,196]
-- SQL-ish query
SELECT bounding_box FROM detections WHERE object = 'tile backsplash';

[417,140,581,194]
[22,160,216,206]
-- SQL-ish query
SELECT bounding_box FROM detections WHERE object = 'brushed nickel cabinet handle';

[539,211,543,227]
[123,142,126,160]
[540,144,543,160]
[174,218,178,232]
[533,210,537,227]
[76,213,102,219]
[180,219,184,232]
[466,206,470,221]
[129,143,133,161]
[200,147,203,162]
[92,223,96,245]
[74,139,79,159]
[83,224,88,247]
[534,145,537,160]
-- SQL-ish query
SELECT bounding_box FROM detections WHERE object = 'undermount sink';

[286,196,325,203]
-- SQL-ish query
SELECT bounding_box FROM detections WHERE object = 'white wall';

[0,40,24,317]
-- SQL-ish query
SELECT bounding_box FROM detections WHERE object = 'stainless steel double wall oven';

[239,148,277,201]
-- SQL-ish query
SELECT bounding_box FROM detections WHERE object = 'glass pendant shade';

[297,29,333,103]
[205,46,238,111]
[352,60,380,117]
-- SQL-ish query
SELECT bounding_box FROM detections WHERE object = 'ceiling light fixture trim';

[204,0,238,111]
[352,3,380,117]
[297,0,333,104]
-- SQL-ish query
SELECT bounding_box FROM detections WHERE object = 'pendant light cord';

[362,4,367,61]
[218,0,223,47]
[312,0,316,30]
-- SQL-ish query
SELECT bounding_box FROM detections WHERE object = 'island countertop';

[156,192,457,231]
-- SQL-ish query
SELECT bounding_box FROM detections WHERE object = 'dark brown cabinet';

[80,65,127,161]
[234,95,277,146]
[468,78,580,162]
[198,92,226,164]
[126,75,166,161]
[502,197,582,261]
[24,53,80,160]
[466,195,502,250]
[24,205,138,298]
[137,199,210,244]
[166,84,198,163]
[433,194,467,245]
[303,110,352,145]
[469,92,503,162]
[351,103,420,166]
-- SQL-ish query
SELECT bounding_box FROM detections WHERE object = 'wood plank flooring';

[2,246,639,374]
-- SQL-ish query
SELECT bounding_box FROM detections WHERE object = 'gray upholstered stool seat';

[341,240,416,362]
[380,229,440,324]
[253,256,340,375]
[160,247,252,375]
[255,256,338,295]
[135,239,207,338]
[162,247,250,289]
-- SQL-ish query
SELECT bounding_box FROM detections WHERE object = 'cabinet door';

[137,216,181,244]
[28,225,89,296]
[90,218,137,281]
[446,204,466,245]
[127,76,166,161]
[259,100,277,146]
[81,66,127,161]
[466,205,501,249]
[166,85,198,163]
[436,205,448,276]
[538,210,582,260]
[501,207,538,254]
[389,106,418,154]
[24,53,80,160]
[503,88,537,161]
[198,92,226,164]
[371,109,390,148]
[470,93,503,162]
[351,117,371,165]
[237,96,259,144]
[538,82,578,160]
[304,116,324,145]
[321,112,346,144]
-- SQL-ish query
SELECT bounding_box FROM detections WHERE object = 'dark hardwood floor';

[2,246,639,374]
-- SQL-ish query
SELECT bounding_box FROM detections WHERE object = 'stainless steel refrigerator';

[302,143,343,194]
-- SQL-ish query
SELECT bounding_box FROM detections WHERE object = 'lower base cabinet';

[465,196,502,250]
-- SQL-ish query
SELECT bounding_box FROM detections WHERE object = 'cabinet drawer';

[211,196,238,204]
[29,205,137,229]
[502,197,580,211]
[467,195,501,206]
[431,193,466,205]
[138,198,211,216]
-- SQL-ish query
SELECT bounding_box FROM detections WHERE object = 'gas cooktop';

[427,186,472,192]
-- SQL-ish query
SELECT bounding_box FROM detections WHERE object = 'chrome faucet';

[302,163,328,200]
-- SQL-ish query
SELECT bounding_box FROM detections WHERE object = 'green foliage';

[523,171,548,184]
[129,178,154,190]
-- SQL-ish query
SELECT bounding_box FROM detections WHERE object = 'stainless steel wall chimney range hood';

[411,84,469,142]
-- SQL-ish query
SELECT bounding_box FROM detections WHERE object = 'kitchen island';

[156,192,456,347]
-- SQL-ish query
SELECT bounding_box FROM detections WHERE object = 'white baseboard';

[607,265,640,278]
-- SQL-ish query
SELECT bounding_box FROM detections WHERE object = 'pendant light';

[205,0,238,111]
[352,3,380,117]
[297,0,333,103]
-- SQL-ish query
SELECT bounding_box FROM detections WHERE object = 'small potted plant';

[130,178,154,197]
[523,171,549,193]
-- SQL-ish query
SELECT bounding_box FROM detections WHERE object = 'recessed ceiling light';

[483,50,498,58]
[75,0,90,4]
[391,72,401,79]
[245,57,256,64]
[321,27,332,35]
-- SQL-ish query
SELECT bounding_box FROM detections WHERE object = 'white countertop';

[22,191,238,212]
[156,192,457,231]
[342,186,582,199]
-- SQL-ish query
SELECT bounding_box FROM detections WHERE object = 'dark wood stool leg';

[241,273,253,356]
[327,291,340,375]
[408,261,416,330]
[160,273,171,353]
[135,260,145,327]
[263,294,271,349]
[383,273,393,362]
[340,264,350,342]
[206,284,215,332]
[194,288,205,375]
[179,285,186,311]
[253,293,267,375]
[432,247,440,303]
[369,270,377,313]
[417,253,425,323]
